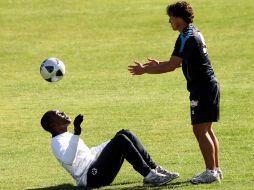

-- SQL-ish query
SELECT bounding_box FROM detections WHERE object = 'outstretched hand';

[128,58,159,75]
[74,114,84,135]
[128,62,145,75]
[143,58,159,67]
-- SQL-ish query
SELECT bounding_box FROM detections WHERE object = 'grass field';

[0,0,254,189]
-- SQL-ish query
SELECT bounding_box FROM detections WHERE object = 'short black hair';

[167,1,194,23]
[41,110,55,132]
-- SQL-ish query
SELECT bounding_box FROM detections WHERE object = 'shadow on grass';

[108,180,191,190]
[26,184,80,190]
[26,180,191,190]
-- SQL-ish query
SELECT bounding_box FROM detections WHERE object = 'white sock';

[208,169,217,174]
[145,169,155,178]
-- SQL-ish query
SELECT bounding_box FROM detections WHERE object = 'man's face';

[169,16,182,31]
[51,110,71,126]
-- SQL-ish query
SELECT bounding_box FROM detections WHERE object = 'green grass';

[0,0,254,189]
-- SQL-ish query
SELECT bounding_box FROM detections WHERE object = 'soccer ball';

[40,58,65,82]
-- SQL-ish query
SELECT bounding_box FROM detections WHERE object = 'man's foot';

[155,166,180,179]
[190,170,220,184]
[143,169,174,186]
[192,169,223,180]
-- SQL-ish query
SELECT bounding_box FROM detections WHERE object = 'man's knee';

[114,133,128,143]
[193,122,212,139]
[116,129,131,136]
[112,134,133,151]
[193,123,211,132]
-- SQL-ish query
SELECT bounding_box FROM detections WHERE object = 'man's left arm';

[58,115,84,165]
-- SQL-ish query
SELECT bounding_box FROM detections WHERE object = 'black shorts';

[190,82,220,125]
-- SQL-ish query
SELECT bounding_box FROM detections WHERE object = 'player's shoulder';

[181,24,196,37]
[52,132,72,142]
[186,25,205,45]
[175,24,202,46]
[191,25,204,40]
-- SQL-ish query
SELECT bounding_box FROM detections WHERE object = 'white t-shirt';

[51,132,109,186]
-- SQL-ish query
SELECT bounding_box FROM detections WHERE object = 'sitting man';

[40,110,179,187]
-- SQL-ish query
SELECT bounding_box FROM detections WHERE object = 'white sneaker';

[143,169,173,186]
[155,166,180,180]
[217,169,223,180]
[191,170,220,184]
[192,169,223,180]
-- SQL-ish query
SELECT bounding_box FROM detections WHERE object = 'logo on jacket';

[91,168,98,175]
[190,100,199,107]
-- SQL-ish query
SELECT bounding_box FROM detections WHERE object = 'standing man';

[128,1,222,184]
[40,110,179,188]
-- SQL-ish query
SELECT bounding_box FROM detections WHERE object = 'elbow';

[61,157,75,165]
[168,63,180,72]
[170,67,176,72]
[62,160,74,166]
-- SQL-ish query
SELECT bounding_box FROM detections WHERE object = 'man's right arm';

[143,56,182,74]
[128,56,182,75]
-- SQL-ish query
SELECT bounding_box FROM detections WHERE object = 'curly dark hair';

[167,1,194,23]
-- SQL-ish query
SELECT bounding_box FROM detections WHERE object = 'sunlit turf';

[0,0,254,189]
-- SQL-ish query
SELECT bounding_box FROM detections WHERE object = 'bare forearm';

[144,61,175,74]
[128,56,182,75]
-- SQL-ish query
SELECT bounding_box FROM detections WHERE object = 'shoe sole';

[144,175,179,186]
[190,178,220,185]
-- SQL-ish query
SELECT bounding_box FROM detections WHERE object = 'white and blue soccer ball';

[40,58,65,82]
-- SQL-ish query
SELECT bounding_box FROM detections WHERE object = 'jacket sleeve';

[53,135,80,165]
